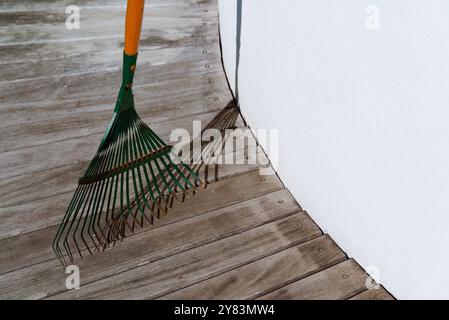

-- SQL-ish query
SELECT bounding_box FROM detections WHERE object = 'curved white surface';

[218,0,449,299]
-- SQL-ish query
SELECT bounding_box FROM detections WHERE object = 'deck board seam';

[255,259,361,300]
[0,186,289,275]
[45,210,308,300]
[0,109,229,181]
[154,233,339,300]
[0,106,226,155]
[0,56,222,85]
[0,145,261,210]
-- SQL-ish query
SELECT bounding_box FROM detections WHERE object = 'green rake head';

[53,53,203,265]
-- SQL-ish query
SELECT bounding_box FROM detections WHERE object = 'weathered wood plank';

[258,260,369,300]
[48,213,321,300]
[0,169,281,274]
[0,81,229,129]
[0,81,230,153]
[0,36,220,82]
[0,121,254,207]
[349,287,395,300]
[0,1,216,20]
[0,0,211,13]
[1,44,220,82]
[0,138,261,208]
[0,59,223,105]
[0,0,218,44]
[0,111,219,180]
[0,30,218,65]
[0,145,268,240]
[0,199,307,300]
[159,235,346,300]
[0,117,257,226]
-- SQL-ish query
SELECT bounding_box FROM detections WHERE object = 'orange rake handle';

[113,0,145,113]
[124,0,145,56]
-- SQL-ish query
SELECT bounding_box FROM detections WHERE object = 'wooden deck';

[0,0,393,300]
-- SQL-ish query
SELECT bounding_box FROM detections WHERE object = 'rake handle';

[114,0,145,113]
[124,0,145,56]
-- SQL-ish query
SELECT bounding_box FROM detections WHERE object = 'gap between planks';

[0,188,305,299]
[49,214,319,300]
[0,129,265,240]
[0,169,283,275]
[257,260,371,300]
[158,234,347,300]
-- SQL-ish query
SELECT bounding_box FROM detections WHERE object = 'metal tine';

[69,116,121,257]
[141,133,175,196]
[61,184,91,262]
[95,122,124,246]
[128,113,147,228]
[105,113,144,241]
[137,119,197,197]
[128,117,153,231]
[101,117,127,245]
[132,135,163,222]
[109,111,129,240]
[81,180,105,252]
[71,182,97,256]
[85,114,128,250]
[56,185,91,261]
[133,129,154,225]
[120,114,142,236]
[91,178,112,250]
[116,114,136,240]
[53,185,83,264]
[54,100,214,262]
[90,116,123,246]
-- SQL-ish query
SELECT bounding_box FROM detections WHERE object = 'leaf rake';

[53,0,203,265]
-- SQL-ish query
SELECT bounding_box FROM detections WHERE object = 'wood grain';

[159,235,346,300]
[0,80,230,153]
[0,129,264,239]
[349,287,395,300]
[0,59,223,106]
[0,121,252,209]
[0,169,282,274]
[49,213,321,300]
[0,0,217,45]
[1,212,315,300]
[1,45,221,83]
[258,260,369,300]
[0,111,215,180]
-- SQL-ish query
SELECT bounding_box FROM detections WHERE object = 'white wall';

[219,0,449,299]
